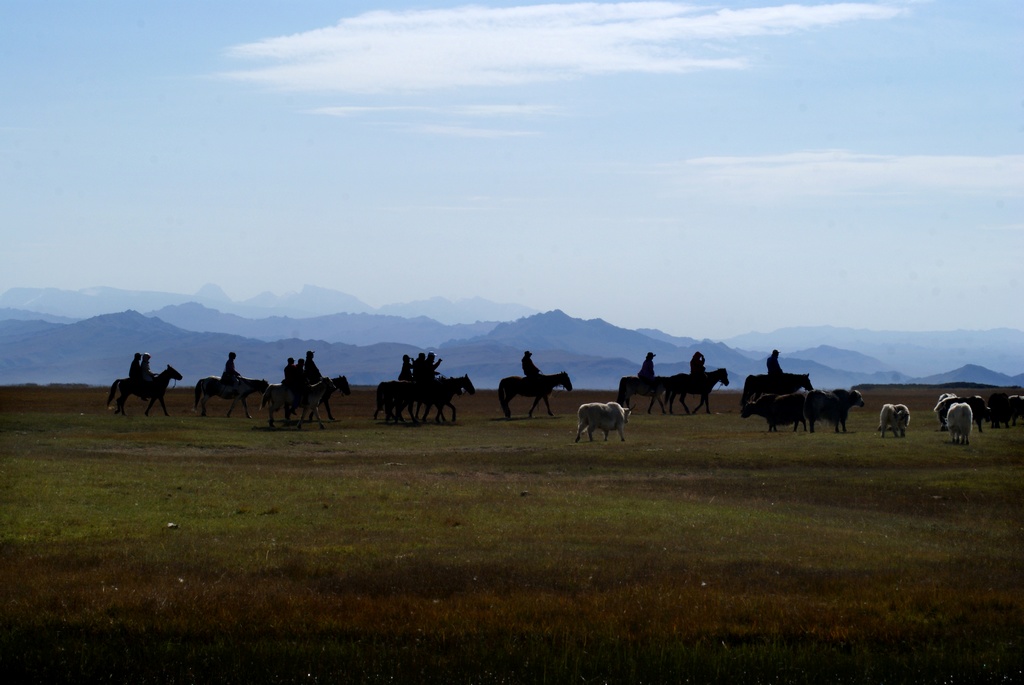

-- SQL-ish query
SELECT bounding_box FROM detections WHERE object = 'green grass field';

[1,384,1021,684]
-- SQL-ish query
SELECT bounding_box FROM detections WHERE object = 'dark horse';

[663,367,730,414]
[419,375,476,423]
[319,375,352,421]
[193,375,269,418]
[740,372,813,406]
[107,365,184,416]
[374,380,418,423]
[498,371,572,419]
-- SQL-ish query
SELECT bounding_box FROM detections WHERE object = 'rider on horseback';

[222,352,241,388]
[767,350,783,376]
[522,351,541,377]
[398,354,414,381]
[129,352,149,400]
[140,353,155,382]
[638,352,657,387]
[304,350,322,383]
[690,351,706,386]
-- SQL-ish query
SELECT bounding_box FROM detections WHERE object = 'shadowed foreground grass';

[0,385,1021,683]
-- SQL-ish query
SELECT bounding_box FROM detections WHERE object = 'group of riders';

[636,348,785,387]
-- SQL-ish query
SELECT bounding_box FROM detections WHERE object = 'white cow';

[878,403,910,438]
[575,401,630,442]
[947,402,973,445]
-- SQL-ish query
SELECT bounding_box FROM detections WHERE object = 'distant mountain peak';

[195,283,230,301]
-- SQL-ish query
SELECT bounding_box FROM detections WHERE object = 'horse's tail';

[497,378,511,417]
[106,379,119,408]
[374,383,386,419]
[260,387,272,411]
[616,377,629,406]
[193,379,203,411]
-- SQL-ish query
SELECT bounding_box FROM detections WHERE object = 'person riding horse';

[222,352,241,388]
[398,354,414,381]
[128,352,149,399]
[690,351,706,386]
[140,353,155,382]
[413,352,442,386]
[638,352,657,387]
[522,351,541,378]
[304,350,322,384]
[767,350,783,376]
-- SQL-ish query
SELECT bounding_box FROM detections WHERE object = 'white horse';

[616,376,666,414]
[260,378,336,429]
[194,376,270,418]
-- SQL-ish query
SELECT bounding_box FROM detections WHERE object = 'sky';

[2,1,1021,339]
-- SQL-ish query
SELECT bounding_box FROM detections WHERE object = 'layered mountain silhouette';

[2,290,1022,390]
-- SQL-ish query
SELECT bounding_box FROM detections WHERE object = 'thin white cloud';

[223,2,904,93]
[665,150,1024,198]
[310,104,563,118]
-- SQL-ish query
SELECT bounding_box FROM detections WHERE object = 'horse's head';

[253,379,270,392]
[716,368,730,386]
[461,375,476,395]
[558,371,573,392]
[800,374,813,391]
[164,365,184,381]
[333,375,352,395]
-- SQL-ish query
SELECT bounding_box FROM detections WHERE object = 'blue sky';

[2,1,1021,339]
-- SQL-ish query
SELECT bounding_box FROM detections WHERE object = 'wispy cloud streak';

[666,151,1024,198]
[223,2,903,93]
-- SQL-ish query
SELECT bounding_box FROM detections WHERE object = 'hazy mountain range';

[1,286,1022,390]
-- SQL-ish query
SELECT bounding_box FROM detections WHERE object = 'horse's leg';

[528,395,543,418]
[447,402,456,423]
[646,394,656,414]
[156,395,170,417]
[322,398,334,421]
[542,394,554,417]
[240,395,252,420]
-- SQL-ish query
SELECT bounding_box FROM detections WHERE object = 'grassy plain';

[0,384,1021,684]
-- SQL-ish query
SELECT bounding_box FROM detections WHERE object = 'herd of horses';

[105,363,814,429]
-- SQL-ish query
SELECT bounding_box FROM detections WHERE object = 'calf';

[803,388,865,433]
[987,392,1011,429]
[575,401,630,442]
[740,392,806,432]
[947,402,973,445]
[878,403,910,438]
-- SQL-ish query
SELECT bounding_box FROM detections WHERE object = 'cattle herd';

[735,386,1022,447]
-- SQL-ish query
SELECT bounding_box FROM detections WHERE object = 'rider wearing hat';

[522,351,541,377]
[638,352,657,386]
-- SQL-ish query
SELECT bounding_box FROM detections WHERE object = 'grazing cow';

[1010,395,1024,426]
[878,403,910,438]
[803,388,865,433]
[575,402,631,442]
[946,402,973,445]
[933,394,989,433]
[987,392,1011,429]
[740,392,807,432]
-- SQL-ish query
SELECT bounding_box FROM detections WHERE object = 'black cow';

[803,388,865,433]
[1010,395,1024,426]
[987,392,1011,429]
[741,392,807,432]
